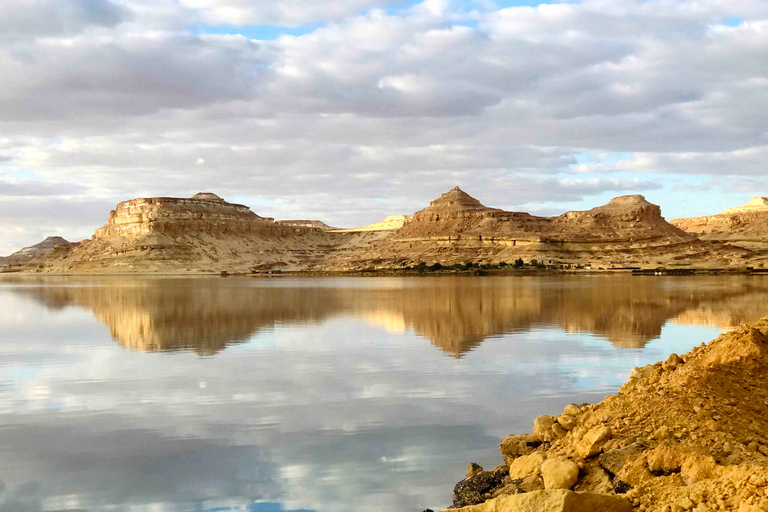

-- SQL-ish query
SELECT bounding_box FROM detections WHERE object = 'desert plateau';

[3,187,768,274]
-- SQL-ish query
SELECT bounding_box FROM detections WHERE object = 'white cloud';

[1,0,768,252]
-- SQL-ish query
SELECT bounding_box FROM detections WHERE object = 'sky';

[1,0,768,254]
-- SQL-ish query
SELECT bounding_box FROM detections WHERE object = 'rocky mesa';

[343,187,742,270]
[672,197,768,248]
[11,187,768,273]
[438,319,768,512]
[37,192,384,273]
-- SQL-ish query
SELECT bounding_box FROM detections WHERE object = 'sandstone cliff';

[671,197,768,246]
[20,188,768,273]
[38,192,374,273]
[550,195,690,243]
[338,188,721,270]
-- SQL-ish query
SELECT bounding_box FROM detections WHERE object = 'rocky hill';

[37,192,373,273]
[395,186,549,239]
[671,197,768,247]
[550,195,690,242]
[14,188,768,273]
[0,236,74,268]
[337,188,719,270]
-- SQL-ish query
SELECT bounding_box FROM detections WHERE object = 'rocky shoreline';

[431,319,768,512]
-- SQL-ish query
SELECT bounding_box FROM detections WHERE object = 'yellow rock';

[509,453,546,479]
[541,457,580,490]
[575,426,611,459]
[440,490,632,512]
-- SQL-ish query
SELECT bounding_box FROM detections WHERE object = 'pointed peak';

[41,236,69,244]
[426,186,489,212]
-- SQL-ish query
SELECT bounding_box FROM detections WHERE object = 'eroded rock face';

[671,197,768,243]
[551,195,690,242]
[94,193,280,238]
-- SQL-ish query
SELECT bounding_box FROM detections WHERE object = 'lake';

[1,274,766,511]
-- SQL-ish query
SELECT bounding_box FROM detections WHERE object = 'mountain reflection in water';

[1,274,767,512]
[8,275,768,356]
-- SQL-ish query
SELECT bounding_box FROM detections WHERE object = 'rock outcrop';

[16,187,767,273]
[347,188,717,270]
[672,197,768,246]
[550,195,690,242]
[37,193,363,273]
[276,220,338,230]
[395,186,549,239]
[93,192,279,238]
[0,236,75,268]
[331,215,412,232]
[442,319,768,512]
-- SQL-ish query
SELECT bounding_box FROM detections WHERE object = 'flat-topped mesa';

[332,215,413,233]
[552,195,689,242]
[94,193,278,239]
[720,196,768,214]
[670,196,768,241]
[276,220,337,230]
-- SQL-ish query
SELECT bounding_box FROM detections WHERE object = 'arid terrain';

[437,318,768,512]
[2,188,768,273]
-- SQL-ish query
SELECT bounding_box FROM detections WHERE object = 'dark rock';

[453,466,507,508]
[614,479,632,494]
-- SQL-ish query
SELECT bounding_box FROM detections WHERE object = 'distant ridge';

[0,236,74,267]
[10,187,765,273]
[672,196,768,244]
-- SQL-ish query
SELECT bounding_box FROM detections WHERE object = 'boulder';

[453,466,508,508]
[557,414,577,431]
[541,457,580,490]
[575,426,611,459]
[441,489,633,512]
[500,433,541,459]
[509,453,546,479]
[534,415,558,442]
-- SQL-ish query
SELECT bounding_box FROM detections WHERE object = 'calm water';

[1,274,767,511]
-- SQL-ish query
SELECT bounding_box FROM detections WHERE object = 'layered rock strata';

[440,319,768,512]
[94,192,279,238]
[672,197,768,245]
[38,192,368,273]
[21,187,768,273]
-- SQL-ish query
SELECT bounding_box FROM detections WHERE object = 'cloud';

[0,178,85,197]
[1,0,768,251]
[182,0,406,27]
[0,0,129,39]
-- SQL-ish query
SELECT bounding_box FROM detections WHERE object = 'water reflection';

[1,275,765,511]
[6,275,768,356]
